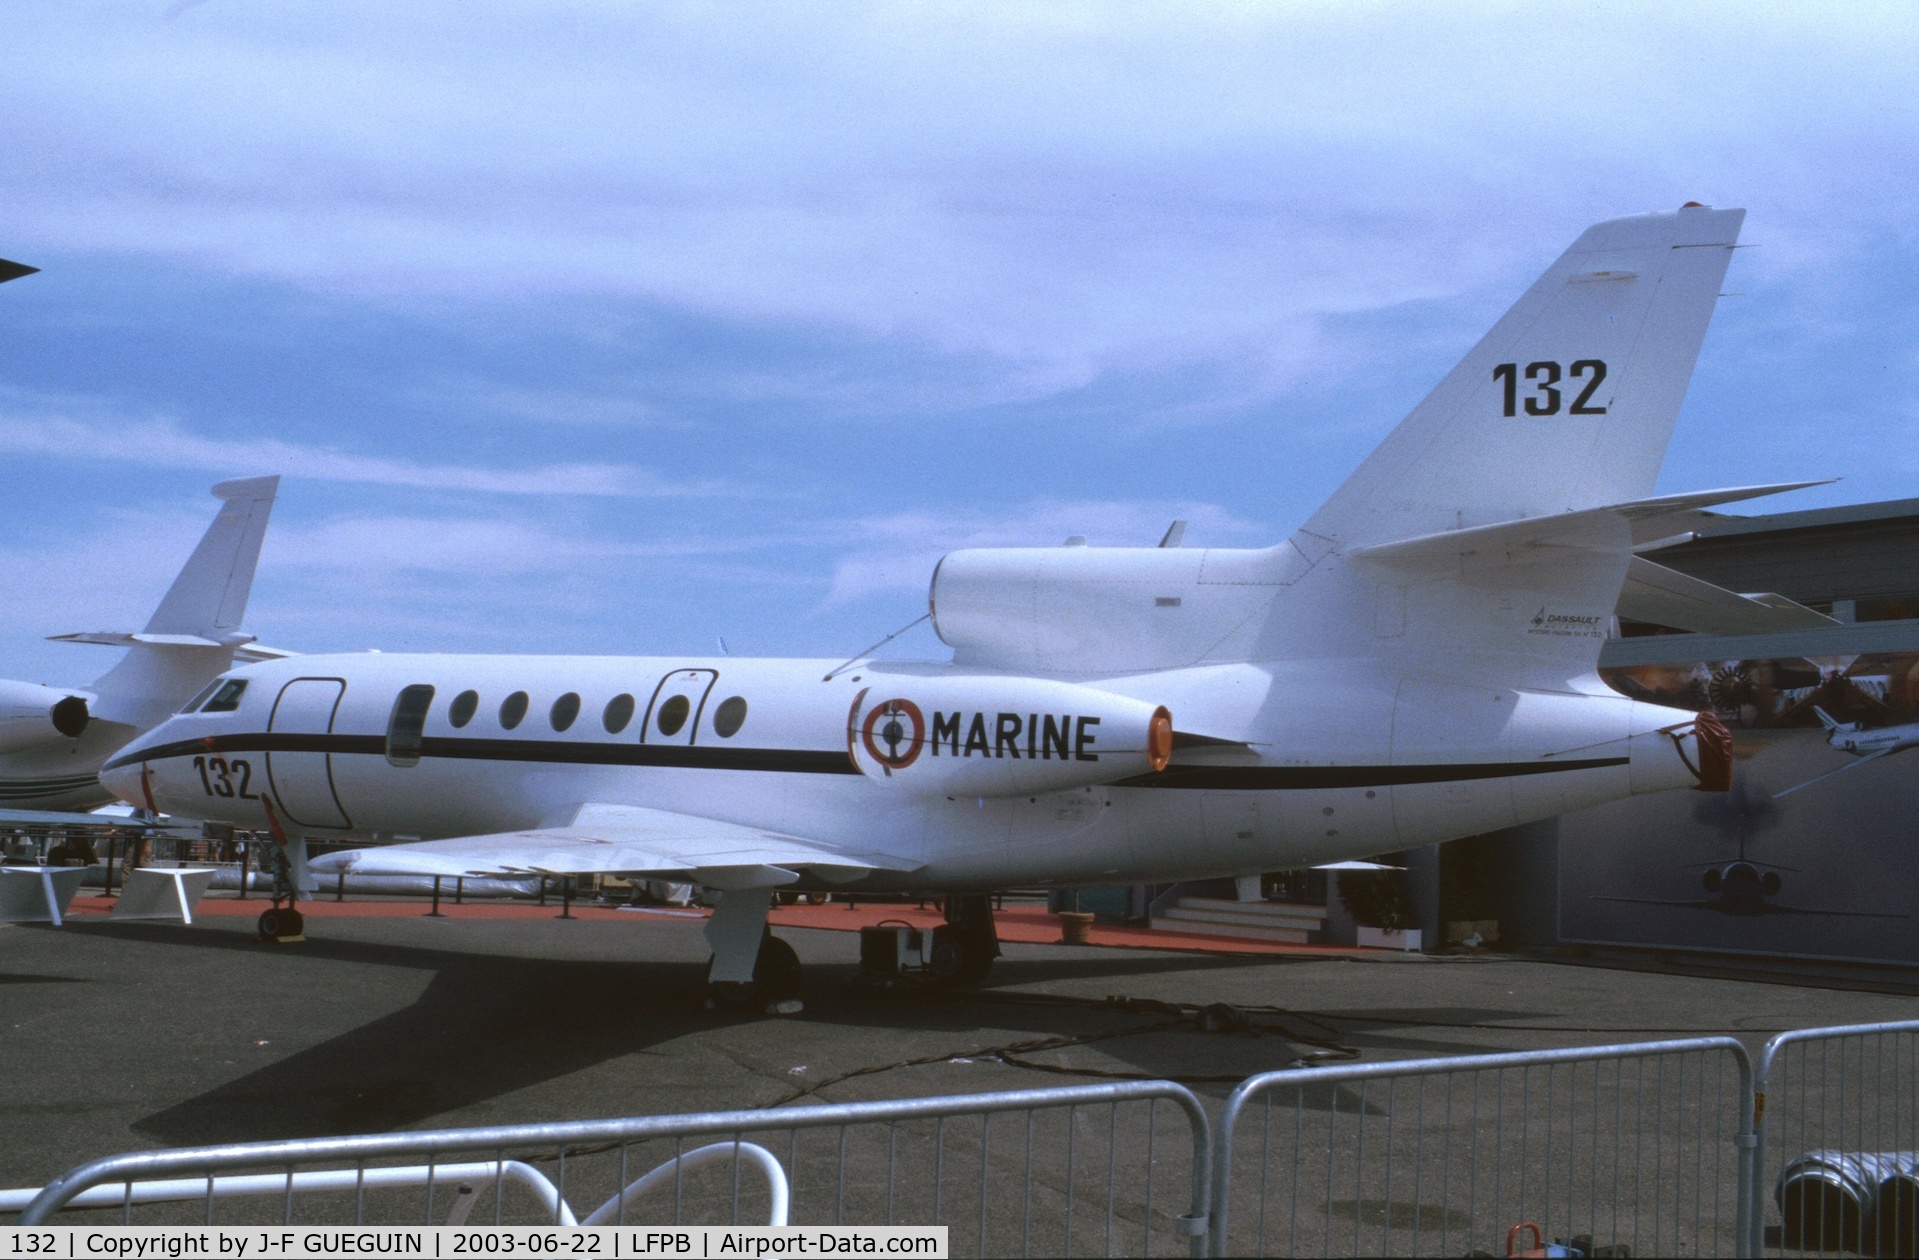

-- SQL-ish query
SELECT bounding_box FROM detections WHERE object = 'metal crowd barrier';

[30,1021,1919,1257]
[1209,1037,1757,1258]
[18,1081,1213,1259]
[1752,1020,1919,1257]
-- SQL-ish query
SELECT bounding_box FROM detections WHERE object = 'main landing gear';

[700,889,1004,1012]
[856,894,1001,989]
[703,888,804,1014]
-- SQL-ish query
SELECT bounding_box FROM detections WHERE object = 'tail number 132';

[1493,360,1607,417]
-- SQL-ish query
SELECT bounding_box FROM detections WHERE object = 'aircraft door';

[642,669,719,745]
[266,677,353,829]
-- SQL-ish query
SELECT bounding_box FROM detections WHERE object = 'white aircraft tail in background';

[0,475,283,813]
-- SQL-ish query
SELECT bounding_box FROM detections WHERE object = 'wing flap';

[309,803,919,886]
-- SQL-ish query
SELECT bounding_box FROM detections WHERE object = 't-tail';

[1811,706,1849,734]
[1258,205,1824,692]
[52,475,283,734]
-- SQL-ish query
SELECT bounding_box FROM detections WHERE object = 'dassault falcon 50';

[106,207,1783,1007]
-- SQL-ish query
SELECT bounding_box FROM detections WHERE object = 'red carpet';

[63,891,1378,957]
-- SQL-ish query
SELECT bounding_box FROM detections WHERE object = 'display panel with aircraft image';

[1567,647,1919,960]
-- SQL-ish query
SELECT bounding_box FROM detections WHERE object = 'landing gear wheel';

[706,933,804,1013]
[257,906,304,940]
[927,923,994,986]
[754,934,803,1005]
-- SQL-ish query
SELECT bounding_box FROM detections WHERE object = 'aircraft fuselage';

[106,650,1710,892]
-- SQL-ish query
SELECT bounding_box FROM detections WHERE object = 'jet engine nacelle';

[0,678,92,753]
[847,677,1172,797]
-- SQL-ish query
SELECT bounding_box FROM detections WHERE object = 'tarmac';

[6,889,1919,1208]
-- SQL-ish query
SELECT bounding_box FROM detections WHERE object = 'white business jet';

[0,476,282,820]
[1772,707,1919,798]
[107,207,1787,1009]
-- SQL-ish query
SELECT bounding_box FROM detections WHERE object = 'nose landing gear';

[250,829,306,943]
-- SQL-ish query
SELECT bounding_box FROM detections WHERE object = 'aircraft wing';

[308,803,921,889]
[1592,895,1906,919]
[0,807,188,831]
[1772,749,1897,798]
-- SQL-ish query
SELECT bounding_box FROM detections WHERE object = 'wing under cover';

[307,803,920,890]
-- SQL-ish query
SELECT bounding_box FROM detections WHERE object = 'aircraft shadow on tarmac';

[75,922,1549,1146]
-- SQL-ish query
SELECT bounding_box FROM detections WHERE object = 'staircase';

[1151,897,1328,944]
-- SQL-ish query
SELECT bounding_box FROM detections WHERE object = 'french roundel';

[861,698,926,770]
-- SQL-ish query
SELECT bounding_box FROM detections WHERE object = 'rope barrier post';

[428,877,444,918]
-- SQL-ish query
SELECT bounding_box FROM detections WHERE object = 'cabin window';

[712,695,748,738]
[386,684,436,768]
[449,690,479,728]
[500,691,529,730]
[550,692,581,731]
[656,693,691,736]
[180,679,225,714]
[603,693,636,733]
[200,679,249,713]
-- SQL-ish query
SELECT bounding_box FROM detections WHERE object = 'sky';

[2,1,1916,684]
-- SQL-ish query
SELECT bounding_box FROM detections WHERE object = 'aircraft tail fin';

[70,477,280,730]
[142,475,279,638]
[1298,205,1744,553]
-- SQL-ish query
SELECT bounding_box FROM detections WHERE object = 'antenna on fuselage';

[822,613,932,682]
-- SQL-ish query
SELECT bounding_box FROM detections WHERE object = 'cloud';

[3,3,1912,378]
[0,395,714,497]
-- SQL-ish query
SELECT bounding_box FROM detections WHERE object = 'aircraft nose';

[99,756,146,807]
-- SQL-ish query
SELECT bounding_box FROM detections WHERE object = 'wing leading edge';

[307,802,921,889]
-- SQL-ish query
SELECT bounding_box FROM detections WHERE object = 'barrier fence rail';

[22,1021,1919,1259]
[1752,1020,1919,1258]
[1209,1036,1756,1259]
[15,1080,1213,1259]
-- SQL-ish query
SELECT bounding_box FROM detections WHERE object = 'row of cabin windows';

[386,685,751,766]
[179,676,748,742]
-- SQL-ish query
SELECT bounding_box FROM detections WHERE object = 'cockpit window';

[180,679,225,714]
[200,679,249,713]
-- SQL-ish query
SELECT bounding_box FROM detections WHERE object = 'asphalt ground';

[5,897,1919,1245]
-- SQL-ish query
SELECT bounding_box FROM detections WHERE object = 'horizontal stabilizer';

[1618,557,1840,635]
[1350,482,1831,565]
[51,631,252,649]
[310,802,921,885]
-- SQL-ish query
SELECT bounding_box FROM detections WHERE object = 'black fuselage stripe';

[105,734,1632,789]
[1108,756,1630,789]
[107,733,861,776]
